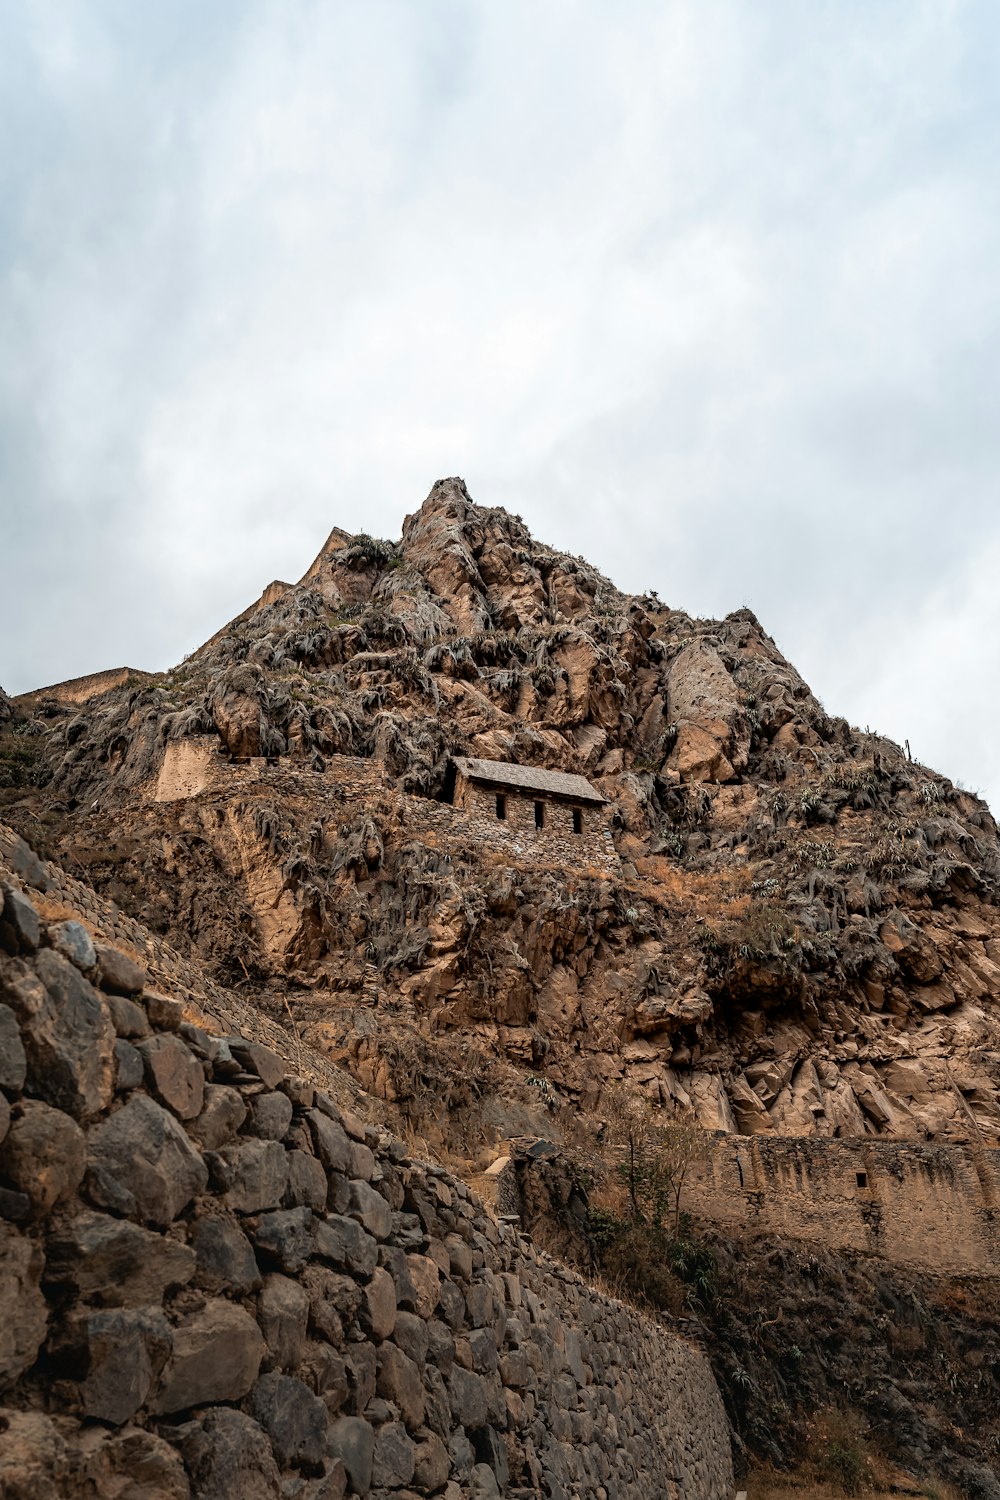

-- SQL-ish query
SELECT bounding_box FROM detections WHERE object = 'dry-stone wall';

[0,873,732,1499]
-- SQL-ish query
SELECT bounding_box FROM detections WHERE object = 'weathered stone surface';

[95,941,148,996]
[1,1098,85,1215]
[0,1410,67,1498]
[259,1272,309,1371]
[404,1253,442,1319]
[0,1223,46,1382]
[250,1370,328,1470]
[6,948,114,1118]
[0,1004,25,1093]
[253,1206,316,1273]
[84,1426,191,1500]
[211,1137,290,1213]
[346,1179,392,1240]
[138,1033,205,1120]
[362,1264,397,1340]
[191,1214,262,1294]
[114,1037,145,1091]
[448,1365,489,1429]
[79,1305,172,1424]
[107,993,150,1038]
[308,1108,352,1174]
[46,1209,196,1306]
[1,889,39,954]
[2,833,50,890]
[303,1264,361,1343]
[315,1212,378,1276]
[227,1037,285,1088]
[86,1093,208,1226]
[413,1432,450,1492]
[285,1147,328,1210]
[49,919,96,972]
[376,1343,425,1431]
[248,1089,293,1140]
[152,1298,265,1413]
[189,1082,247,1149]
[180,1406,281,1500]
[327,1416,375,1495]
[145,992,185,1030]
[372,1420,415,1488]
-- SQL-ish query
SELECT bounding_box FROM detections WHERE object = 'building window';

[534,800,545,829]
[572,808,583,835]
[496,794,506,820]
[856,1171,868,1189]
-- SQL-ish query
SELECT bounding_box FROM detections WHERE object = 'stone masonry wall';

[14,667,155,709]
[0,874,732,1500]
[686,1133,1000,1276]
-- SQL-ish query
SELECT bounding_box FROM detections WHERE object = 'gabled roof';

[453,756,606,805]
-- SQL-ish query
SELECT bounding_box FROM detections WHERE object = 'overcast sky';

[3,1,1000,808]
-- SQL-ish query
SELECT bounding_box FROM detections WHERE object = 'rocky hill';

[5,476,1000,1156]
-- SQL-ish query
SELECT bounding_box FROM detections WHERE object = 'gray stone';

[250,1370,328,1471]
[259,1273,309,1371]
[471,1426,509,1489]
[392,1311,429,1367]
[0,1093,7,1147]
[306,1461,347,1499]
[376,1344,425,1432]
[0,1222,46,1382]
[361,1264,396,1341]
[192,1214,262,1294]
[145,991,185,1030]
[138,1033,205,1120]
[189,1082,247,1149]
[426,1319,455,1370]
[302,1264,361,1343]
[468,1326,498,1374]
[0,1186,30,1221]
[286,1148,328,1210]
[3,833,50,891]
[107,994,150,1038]
[1,1099,85,1214]
[299,1339,349,1415]
[344,1343,377,1416]
[48,920,96,972]
[0,1411,67,1498]
[79,1305,172,1424]
[86,1092,208,1226]
[46,1209,196,1306]
[412,1432,450,1493]
[346,1180,392,1240]
[347,1139,376,1182]
[249,1089,294,1140]
[227,1037,285,1088]
[448,1366,489,1429]
[86,1428,190,1500]
[308,1108,351,1175]
[1,889,40,954]
[327,1416,375,1496]
[180,1407,281,1500]
[253,1206,315,1273]
[95,941,148,996]
[114,1038,145,1091]
[152,1297,265,1413]
[372,1421,415,1489]
[314,1212,378,1276]
[211,1138,290,1214]
[6,949,114,1118]
[0,1004,25,1093]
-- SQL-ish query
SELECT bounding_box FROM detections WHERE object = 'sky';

[3,1,1000,808]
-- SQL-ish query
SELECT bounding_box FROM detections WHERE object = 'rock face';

[0,877,733,1499]
[8,478,1000,1155]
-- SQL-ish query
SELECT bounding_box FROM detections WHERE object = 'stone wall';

[0,874,732,1500]
[686,1133,1000,1276]
[406,789,618,879]
[154,738,232,802]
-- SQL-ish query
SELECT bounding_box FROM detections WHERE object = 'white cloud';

[2,0,999,807]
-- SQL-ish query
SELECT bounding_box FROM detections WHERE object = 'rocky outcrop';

[0,874,733,1499]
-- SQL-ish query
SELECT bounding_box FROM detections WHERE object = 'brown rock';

[138,1034,205,1120]
[152,1298,265,1413]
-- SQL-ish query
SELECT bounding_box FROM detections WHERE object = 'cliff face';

[5,477,1000,1153]
[0,845,732,1500]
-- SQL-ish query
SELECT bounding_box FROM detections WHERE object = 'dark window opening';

[534,800,545,829]
[439,761,457,805]
[572,808,583,835]
[496,794,506,820]
[856,1171,868,1189]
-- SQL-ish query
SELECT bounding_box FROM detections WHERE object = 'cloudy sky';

[3,1,999,807]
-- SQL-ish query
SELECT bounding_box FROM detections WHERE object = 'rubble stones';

[192,1214,262,1294]
[0,1099,85,1214]
[7,949,114,1118]
[250,1370,328,1470]
[46,1209,196,1306]
[138,1033,205,1119]
[152,1298,265,1413]
[94,941,148,996]
[48,919,96,972]
[86,1093,209,1226]
[0,1223,47,1382]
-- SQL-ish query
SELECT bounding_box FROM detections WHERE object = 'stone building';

[449,755,606,839]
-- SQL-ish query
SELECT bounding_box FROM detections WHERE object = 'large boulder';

[0,1224,47,1385]
[86,1093,208,1226]
[3,949,114,1118]
[665,641,749,783]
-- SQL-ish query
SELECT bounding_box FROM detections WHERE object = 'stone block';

[0,1004,26,1093]
[253,1206,316,1273]
[0,1222,46,1383]
[226,1037,285,1088]
[179,1406,281,1500]
[210,1138,289,1214]
[250,1370,328,1471]
[95,942,148,996]
[314,1212,378,1276]
[192,1214,262,1294]
[371,1421,415,1488]
[1,889,40,954]
[285,1148,329,1210]
[79,1305,172,1424]
[114,1038,144,1091]
[248,1089,294,1141]
[86,1093,208,1227]
[189,1083,247,1150]
[361,1264,396,1341]
[376,1343,425,1431]
[107,994,150,1038]
[327,1416,374,1496]
[48,920,96,972]
[45,1209,195,1306]
[7,949,114,1119]
[308,1108,352,1175]
[152,1297,265,1413]
[1,1099,85,1214]
[259,1272,310,1371]
[138,1033,205,1119]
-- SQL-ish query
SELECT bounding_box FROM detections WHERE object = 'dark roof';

[453,756,605,805]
